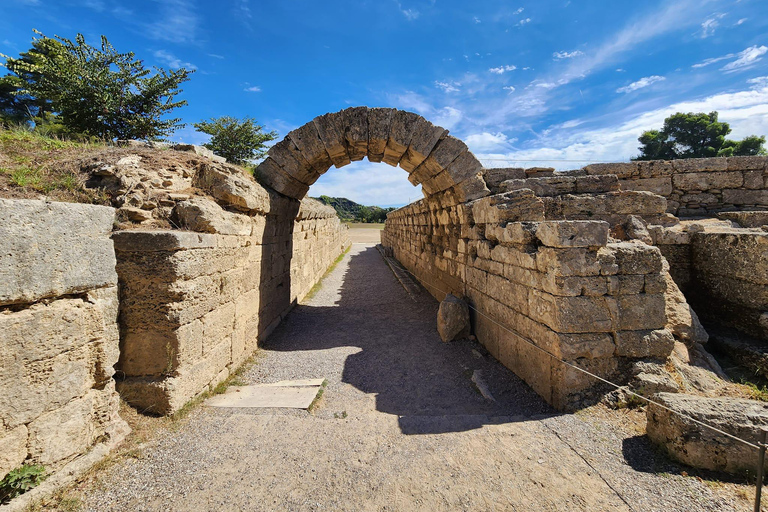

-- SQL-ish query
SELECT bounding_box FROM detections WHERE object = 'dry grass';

[0,126,111,204]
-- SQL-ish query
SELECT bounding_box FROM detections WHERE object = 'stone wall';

[690,229,768,340]
[382,188,673,408]
[0,199,128,481]
[583,156,768,217]
[113,197,349,414]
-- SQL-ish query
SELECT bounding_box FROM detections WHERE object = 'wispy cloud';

[244,86,262,92]
[516,18,531,26]
[465,132,516,152]
[692,53,735,68]
[700,13,726,38]
[489,65,516,74]
[736,18,748,26]
[153,50,197,70]
[748,76,768,89]
[207,53,225,59]
[503,86,516,93]
[513,7,524,15]
[722,45,768,72]
[395,1,419,20]
[435,80,461,93]
[473,16,481,23]
[145,0,201,44]
[616,75,665,93]
[553,50,584,60]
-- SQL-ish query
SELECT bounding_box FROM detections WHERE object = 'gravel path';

[80,241,747,511]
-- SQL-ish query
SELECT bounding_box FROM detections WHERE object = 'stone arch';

[254,107,490,202]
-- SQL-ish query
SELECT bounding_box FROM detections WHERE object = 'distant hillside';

[314,195,396,223]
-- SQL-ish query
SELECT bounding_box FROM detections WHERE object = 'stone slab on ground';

[206,380,324,409]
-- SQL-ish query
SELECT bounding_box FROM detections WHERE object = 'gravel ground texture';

[76,238,752,512]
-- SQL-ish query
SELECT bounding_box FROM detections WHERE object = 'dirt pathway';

[80,242,745,511]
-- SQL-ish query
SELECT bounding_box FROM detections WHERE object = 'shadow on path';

[262,244,556,434]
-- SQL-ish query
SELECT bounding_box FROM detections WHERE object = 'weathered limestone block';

[717,211,768,228]
[647,393,768,475]
[383,110,420,166]
[0,425,28,479]
[609,242,664,275]
[338,106,369,161]
[607,294,667,331]
[482,168,527,193]
[27,393,95,465]
[662,263,708,344]
[444,152,484,184]
[313,112,351,168]
[472,190,545,224]
[252,158,310,199]
[287,121,333,174]
[620,177,673,197]
[693,230,768,285]
[196,164,272,213]
[411,136,468,183]
[584,162,639,179]
[574,175,620,194]
[267,138,316,183]
[535,221,609,248]
[614,329,675,358]
[452,175,491,202]
[367,108,395,162]
[672,157,728,173]
[672,171,743,191]
[501,176,576,196]
[172,197,253,235]
[529,290,613,333]
[0,199,117,305]
[400,116,446,172]
[723,189,768,206]
[437,294,471,342]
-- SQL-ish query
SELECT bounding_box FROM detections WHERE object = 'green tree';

[635,111,766,160]
[193,116,277,164]
[1,30,192,139]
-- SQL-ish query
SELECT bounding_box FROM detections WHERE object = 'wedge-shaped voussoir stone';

[417,136,468,177]
[313,113,351,168]
[383,110,420,166]
[367,108,395,162]
[535,221,610,248]
[452,175,491,202]
[339,106,369,162]
[445,151,484,183]
[267,138,315,183]
[287,122,333,174]
[254,158,310,199]
[400,117,447,172]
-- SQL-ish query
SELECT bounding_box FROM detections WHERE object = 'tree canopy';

[193,116,277,164]
[0,30,192,140]
[634,111,766,160]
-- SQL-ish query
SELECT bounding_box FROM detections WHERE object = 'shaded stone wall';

[583,156,768,216]
[382,189,672,408]
[691,229,768,340]
[113,197,349,414]
[0,199,128,480]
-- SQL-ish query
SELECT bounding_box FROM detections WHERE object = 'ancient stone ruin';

[3,107,768,502]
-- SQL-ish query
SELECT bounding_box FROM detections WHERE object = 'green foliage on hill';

[315,195,396,223]
[193,116,277,164]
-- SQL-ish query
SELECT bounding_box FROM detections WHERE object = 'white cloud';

[700,13,726,38]
[434,80,461,93]
[534,82,557,89]
[503,86,516,93]
[516,17,531,26]
[722,45,768,72]
[153,50,197,70]
[736,18,748,25]
[513,7,524,14]
[145,0,200,43]
[308,161,423,207]
[692,53,735,68]
[489,65,516,74]
[553,50,584,60]
[244,86,262,92]
[473,16,481,23]
[395,2,419,20]
[616,75,666,93]
[479,84,768,169]
[208,53,225,59]
[748,76,768,89]
[465,132,516,152]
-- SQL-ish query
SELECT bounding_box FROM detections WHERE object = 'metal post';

[756,429,767,512]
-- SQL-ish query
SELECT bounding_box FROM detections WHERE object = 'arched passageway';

[254,107,490,203]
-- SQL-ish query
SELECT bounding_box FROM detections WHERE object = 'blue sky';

[2,0,767,206]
